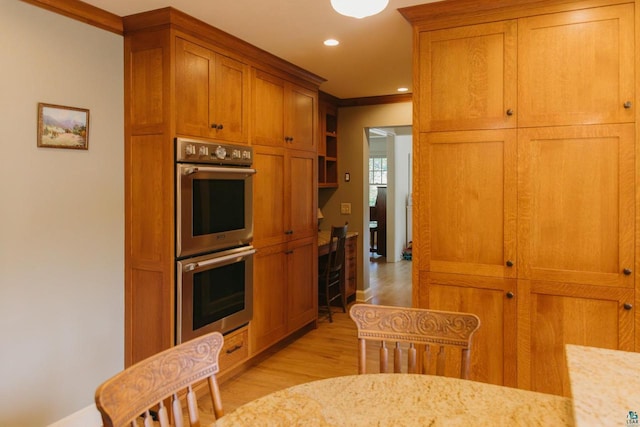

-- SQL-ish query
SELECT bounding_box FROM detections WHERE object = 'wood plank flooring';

[212,258,412,417]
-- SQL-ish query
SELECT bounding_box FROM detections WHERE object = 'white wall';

[0,2,124,426]
[390,134,412,261]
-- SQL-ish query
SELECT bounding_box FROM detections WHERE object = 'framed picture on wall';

[37,103,89,150]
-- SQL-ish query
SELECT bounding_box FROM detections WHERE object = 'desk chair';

[349,304,481,379]
[95,331,224,427]
[319,223,348,322]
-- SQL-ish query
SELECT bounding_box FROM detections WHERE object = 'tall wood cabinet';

[401,0,637,396]
[122,8,323,367]
[250,68,318,355]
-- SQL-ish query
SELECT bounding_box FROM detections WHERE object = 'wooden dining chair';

[349,304,481,379]
[318,223,348,322]
[95,331,224,427]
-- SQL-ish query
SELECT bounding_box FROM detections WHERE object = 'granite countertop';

[566,344,640,426]
[213,374,573,426]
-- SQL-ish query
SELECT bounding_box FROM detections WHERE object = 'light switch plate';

[340,202,351,215]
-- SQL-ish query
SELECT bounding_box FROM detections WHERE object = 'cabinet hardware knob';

[211,123,218,129]
[506,109,514,116]
[506,291,514,299]
[285,250,294,255]
[624,302,633,310]
[623,268,632,275]
[217,124,224,130]
[285,230,293,235]
[624,101,632,109]
[506,260,514,267]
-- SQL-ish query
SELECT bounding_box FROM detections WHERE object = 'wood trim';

[399,0,631,30]
[21,0,123,34]
[123,7,326,89]
[338,93,412,107]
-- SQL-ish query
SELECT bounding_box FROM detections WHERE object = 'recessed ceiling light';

[324,39,340,47]
[397,87,409,92]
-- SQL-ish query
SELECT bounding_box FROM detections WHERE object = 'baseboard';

[356,287,374,303]
[48,404,102,427]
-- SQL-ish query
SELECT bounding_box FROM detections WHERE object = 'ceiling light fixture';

[324,39,340,46]
[330,0,389,19]
[397,87,409,92]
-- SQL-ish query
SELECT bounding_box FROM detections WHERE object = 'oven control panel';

[176,137,252,166]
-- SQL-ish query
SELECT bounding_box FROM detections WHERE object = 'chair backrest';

[95,331,224,427]
[324,223,348,278]
[349,304,481,379]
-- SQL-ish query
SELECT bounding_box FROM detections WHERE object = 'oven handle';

[183,166,257,176]
[183,248,256,272]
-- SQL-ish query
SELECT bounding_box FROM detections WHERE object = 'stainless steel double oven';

[175,137,255,344]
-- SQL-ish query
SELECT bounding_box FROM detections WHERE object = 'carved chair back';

[349,304,481,379]
[95,331,224,427]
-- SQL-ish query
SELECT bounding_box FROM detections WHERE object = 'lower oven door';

[177,246,255,344]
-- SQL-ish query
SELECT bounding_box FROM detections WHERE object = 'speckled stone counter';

[212,374,573,426]
[566,344,640,426]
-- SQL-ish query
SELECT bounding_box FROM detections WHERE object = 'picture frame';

[37,103,89,150]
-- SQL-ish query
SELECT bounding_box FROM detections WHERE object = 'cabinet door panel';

[421,130,517,278]
[253,146,286,247]
[287,238,317,332]
[517,280,634,396]
[288,150,316,240]
[518,125,634,287]
[518,4,634,127]
[252,70,285,147]
[251,245,287,353]
[175,38,213,138]
[419,20,517,132]
[287,84,316,151]
[422,272,516,387]
[214,54,249,143]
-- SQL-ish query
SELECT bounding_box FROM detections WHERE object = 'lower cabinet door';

[286,237,317,332]
[421,272,517,387]
[517,280,634,396]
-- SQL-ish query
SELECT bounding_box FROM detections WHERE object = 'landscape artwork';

[37,103,89,149]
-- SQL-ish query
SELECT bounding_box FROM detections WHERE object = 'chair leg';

[325,282,333,323]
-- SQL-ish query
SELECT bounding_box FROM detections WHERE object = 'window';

[369,156,387,206]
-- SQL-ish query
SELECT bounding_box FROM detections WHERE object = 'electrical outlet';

[340,202,351,215]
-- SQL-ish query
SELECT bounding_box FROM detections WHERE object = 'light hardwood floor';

[215,257,412,415]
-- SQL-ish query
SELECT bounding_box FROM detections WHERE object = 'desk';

[318,231,358,303]
[213,374,573,426]
[566,344,640,426]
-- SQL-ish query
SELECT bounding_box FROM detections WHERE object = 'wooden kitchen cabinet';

[517,124,635,288]
[517,4,634,127]
[418,20,517,132]
[517,280,635,396]
[418,129,517,279]
[253,145,316,247]
[251,237,317,354]
[422,272,517,387]
[252,68,317,151]
[175,37,249,143]
[123,8,323,368]
[402,0,638,396]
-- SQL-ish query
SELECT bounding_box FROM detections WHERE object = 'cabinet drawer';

[219,328,248,372]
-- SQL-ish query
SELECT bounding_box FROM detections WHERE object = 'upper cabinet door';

[419,20,517,132]
[175,38,249,143]
[518,4,634,127]
[286,83,317,152]
[252,69,286,147]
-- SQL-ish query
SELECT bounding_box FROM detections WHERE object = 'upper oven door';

[177,163,255,258]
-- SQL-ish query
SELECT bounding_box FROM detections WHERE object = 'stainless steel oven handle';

[184,248,256,271]
[183,166,257,176]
